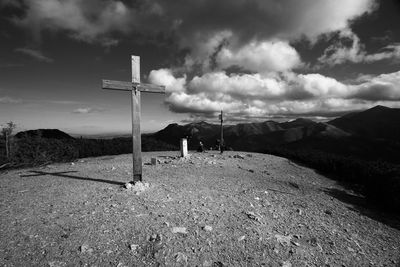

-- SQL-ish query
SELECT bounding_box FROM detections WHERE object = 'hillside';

[328,105,400,141]
[1,151,399,266]
[153,118,329,151]
[15,129,74,140]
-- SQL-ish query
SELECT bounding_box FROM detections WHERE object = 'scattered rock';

[203,225,213,232]
[282,261,292,267]
[238,235,246,242]
[246,154,253,157]
[175,252,188,264]
[172,227,188,234]
[111,166,116,171]
[244,211,262,222]
[151,158,157,165]
[325,210,333,216]
[70,162,75,166]
[347,246,355,253]
[248,169,255,173]
[275,234,292,246]
[296,208,303,215]
[291,241,300,247]
[149,233,162,242]
[80,244,93,254]
[124,183,133,189]
[233,154,245,159]
[129,244,139,252]
[288,182,299,189]
[125,181,150,194]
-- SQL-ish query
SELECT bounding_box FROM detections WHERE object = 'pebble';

[203,225,213,232]
[238,235,246,242]
[275,234,292,246]
[129,244,139,252]
[325,210,333,216]
[172,227,188,234]
[244,211,262,222]
[80,244,93,254]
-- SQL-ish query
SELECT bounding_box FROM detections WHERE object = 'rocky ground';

[0,151,399,266]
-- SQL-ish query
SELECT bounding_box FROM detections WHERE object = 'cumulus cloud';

[14,48,53,63]
[148,68,187,93]
[350,71,400,100]
[151,67,400,119]
[216,40,302,73]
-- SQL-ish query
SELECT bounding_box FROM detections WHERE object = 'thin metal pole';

[220,110,224,154]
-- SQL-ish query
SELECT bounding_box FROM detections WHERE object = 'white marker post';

[180,138,188,158]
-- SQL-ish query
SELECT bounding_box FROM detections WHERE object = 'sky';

[1,0,400,135]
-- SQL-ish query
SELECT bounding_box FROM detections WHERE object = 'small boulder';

[172,227,188,234]
[203,225,213,232]
[129,244,139,252]
[80,244,93,254]
[275,234,292,246]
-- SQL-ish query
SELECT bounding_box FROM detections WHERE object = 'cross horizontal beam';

[102,79,165,93]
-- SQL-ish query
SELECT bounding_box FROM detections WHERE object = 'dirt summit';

[1,151,399,266]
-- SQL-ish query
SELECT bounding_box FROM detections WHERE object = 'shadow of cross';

[20,170,125,186]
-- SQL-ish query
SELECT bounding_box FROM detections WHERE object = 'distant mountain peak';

[15,129,74,140]
[370,105,389,110]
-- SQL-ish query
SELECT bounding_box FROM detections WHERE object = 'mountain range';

[153,105,400,163]
[13,105,400,164]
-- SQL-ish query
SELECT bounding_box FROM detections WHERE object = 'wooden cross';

[101,55,165,183]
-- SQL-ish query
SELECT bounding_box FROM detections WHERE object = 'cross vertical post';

[101,55,165,184]
[131,56,142,182]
